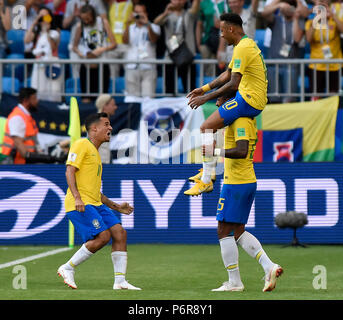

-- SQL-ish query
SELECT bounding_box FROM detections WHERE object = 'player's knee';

[112,224,127,243]
[98,230,111,247]
[217,222,235,239]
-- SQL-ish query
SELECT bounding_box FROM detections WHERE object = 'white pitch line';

[0,247,72,270]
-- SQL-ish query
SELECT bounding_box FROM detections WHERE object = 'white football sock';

[236,231,274,274]
[219,236,242,286]
[111,251,127,284]
[66,244,93,269]
[201,131,216,184]
[201,159,216,184]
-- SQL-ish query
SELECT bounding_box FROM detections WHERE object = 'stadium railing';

[0,58,342,102]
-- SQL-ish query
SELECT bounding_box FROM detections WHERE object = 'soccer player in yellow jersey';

[204,114,283,292]
[185,12,268,196]
[57,113,141,290]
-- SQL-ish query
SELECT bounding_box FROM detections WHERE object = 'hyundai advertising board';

[0,163,342,245]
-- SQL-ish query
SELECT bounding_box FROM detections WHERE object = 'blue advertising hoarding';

[0,163,342,245]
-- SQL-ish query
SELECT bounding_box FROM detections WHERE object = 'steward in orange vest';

[0,88,65,164]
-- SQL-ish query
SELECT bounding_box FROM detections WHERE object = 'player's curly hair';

[85,112,109,131]
[220,13,243,27]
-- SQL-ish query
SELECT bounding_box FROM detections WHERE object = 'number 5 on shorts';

[217,198,225,211]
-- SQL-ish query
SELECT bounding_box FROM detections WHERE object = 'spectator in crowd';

[24,7,63,102]
[262,0,307,103]
[154,0,201,94]
[196,0,229,77]
[62,0,107,78]
[95,94,118,163]
[44,0,66,29]
[72,4,116,103]
[123,2,161,98]
[331,0,343,50]
[216,0,260,71]
[305,0,343,99]
[24,0,45,59]
[0,0,11,58]
[262,0,309,59]
[0,87,66,164]
[107,0,140,79]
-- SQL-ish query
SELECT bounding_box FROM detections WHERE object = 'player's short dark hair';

[85,112,109,131]
[220,13,243,27]
[18,87,37,103]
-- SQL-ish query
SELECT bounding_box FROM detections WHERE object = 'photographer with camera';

[122,2,161,98]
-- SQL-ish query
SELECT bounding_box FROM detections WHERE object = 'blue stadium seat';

[108,77,125,93]
[2,77,21,94]
[156,76,164,94]
[254,29,267,57]
[298,75,309,91]
[58,30,70,59]
[7,30,25,54]
[65,78,81,104]
[4,53,25,82]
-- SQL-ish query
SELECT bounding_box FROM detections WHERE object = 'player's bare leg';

[58,230,111,289]
[109,224,141,290]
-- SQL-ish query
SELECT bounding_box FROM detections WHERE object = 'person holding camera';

[62,0,107,79]
[72,4,117,103]
[123,2,161,98]
[24,6,63,102]
[154,0,201,95]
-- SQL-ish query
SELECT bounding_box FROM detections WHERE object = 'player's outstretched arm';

[186,69,231,102]
[188,72,240,109]
[101,193,134,215]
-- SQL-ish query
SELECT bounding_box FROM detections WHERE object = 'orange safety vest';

[1,106,38,164]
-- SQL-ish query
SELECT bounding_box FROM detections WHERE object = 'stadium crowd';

[0,0,342,102]
[1,0,343,164]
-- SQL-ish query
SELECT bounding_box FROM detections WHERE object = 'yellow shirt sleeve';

[66,139,87,169]
[229,45,248,74]
[232,118,250,142]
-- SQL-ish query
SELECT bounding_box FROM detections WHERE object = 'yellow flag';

[68,97,81,146]
[67,97,80,248]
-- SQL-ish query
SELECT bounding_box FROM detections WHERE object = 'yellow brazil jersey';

[224,117,258,185]
[64,138,103,212]
[109,0,133,44]
[305,18,342,71]
[228,36,268,111]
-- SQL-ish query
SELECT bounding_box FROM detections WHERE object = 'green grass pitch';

[0,244,342,300]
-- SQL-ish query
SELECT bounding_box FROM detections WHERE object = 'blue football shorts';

[218,91,262,126]
[67,204,121,243]
[216,183,257,224]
